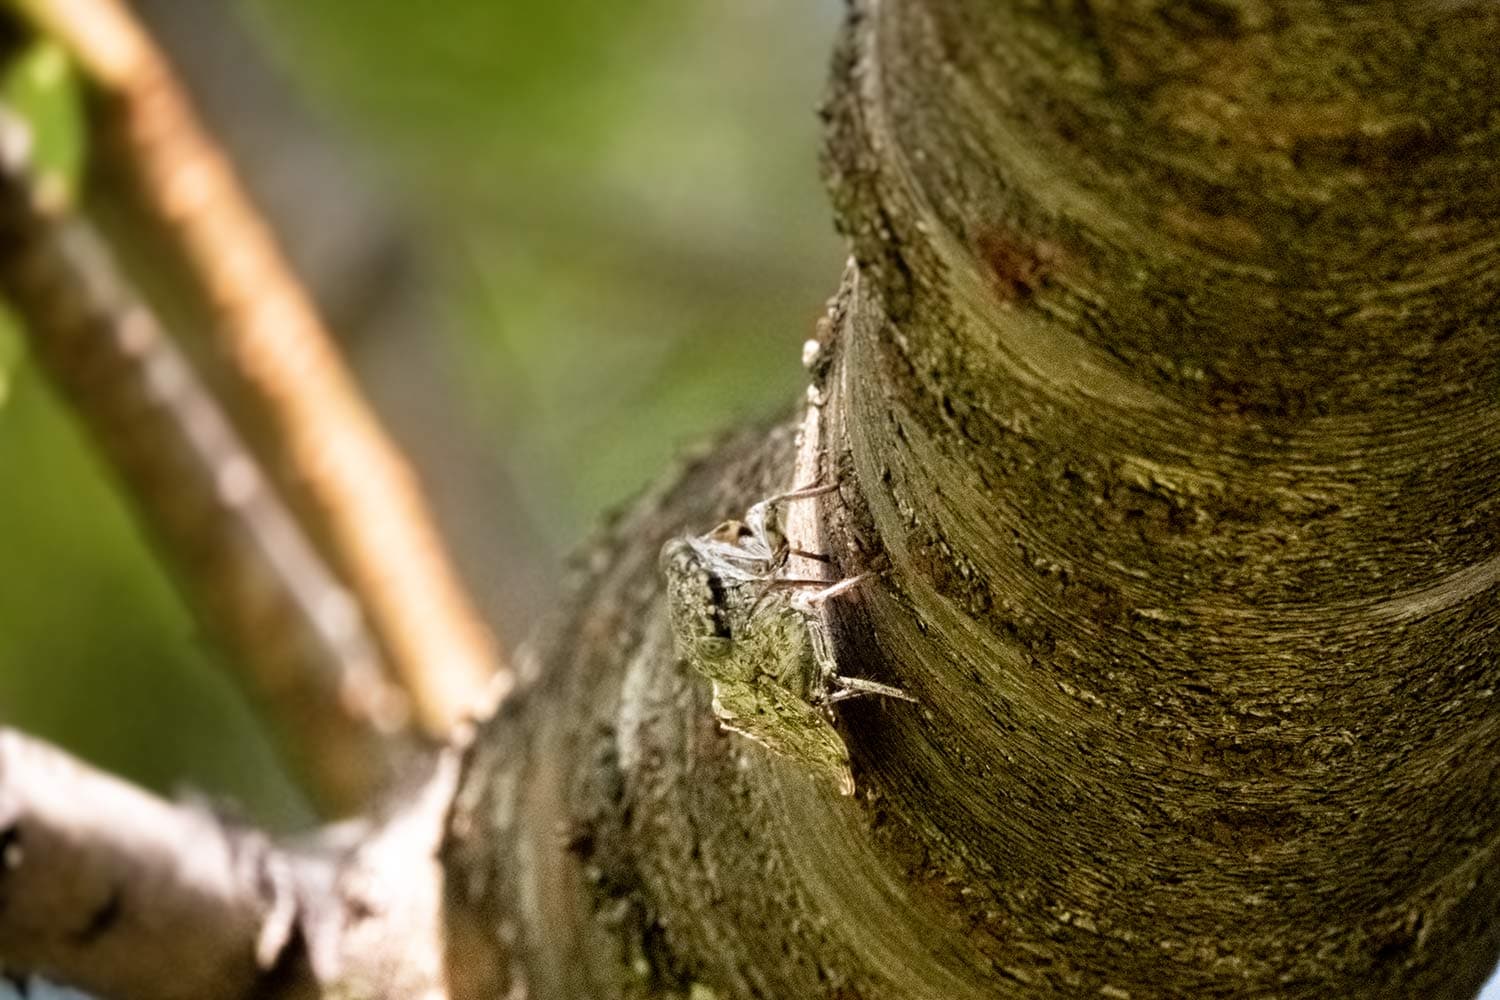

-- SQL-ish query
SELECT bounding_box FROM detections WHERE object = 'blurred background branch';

[11,0,506,739]
[0,0,841,828]
[0,99,418,812]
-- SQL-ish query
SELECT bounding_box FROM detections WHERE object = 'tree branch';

[0,107,421,814]
[445,2,1500,997]
[0,728,305,1000]
[0,726,458,1000]
[12,0,508,735]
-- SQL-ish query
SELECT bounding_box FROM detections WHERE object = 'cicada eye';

[695,636,733,660]
[707,519,752,545]
[659,537,702,577]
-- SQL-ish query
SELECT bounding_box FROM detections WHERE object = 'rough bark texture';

[445,2,1500,997]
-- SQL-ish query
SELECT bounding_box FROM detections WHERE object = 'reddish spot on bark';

[974,228,1062,303]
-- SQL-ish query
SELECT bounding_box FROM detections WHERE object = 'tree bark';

[444,2,1500,997]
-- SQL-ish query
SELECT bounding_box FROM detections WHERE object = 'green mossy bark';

[446,2,1500,997]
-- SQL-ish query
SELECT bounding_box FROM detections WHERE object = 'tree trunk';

[443,2,1500,997]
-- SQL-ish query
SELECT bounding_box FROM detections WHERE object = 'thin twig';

[13,0,509,734]
[0,108,420,814]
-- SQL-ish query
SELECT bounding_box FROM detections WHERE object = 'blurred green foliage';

[0,38,84,204]
[0,37,79,405]
[245,0,842,542]
[240,0,840,539]
[0,1,842,824]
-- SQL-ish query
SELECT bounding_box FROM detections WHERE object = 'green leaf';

[0,36,81,410]
[0,36,85,206]
[0,306,22,410]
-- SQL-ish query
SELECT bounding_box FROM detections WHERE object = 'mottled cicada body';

[660,485,910,795]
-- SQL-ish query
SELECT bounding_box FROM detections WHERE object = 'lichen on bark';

[444,2,1500,997]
